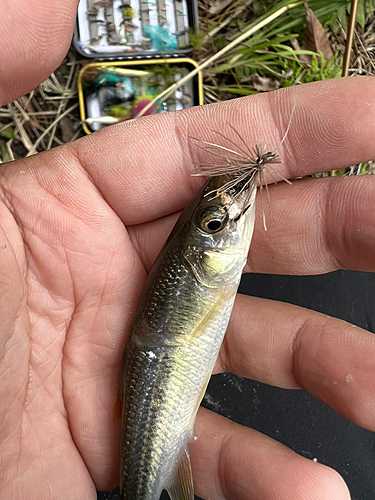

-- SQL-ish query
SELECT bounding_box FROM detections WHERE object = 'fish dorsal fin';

[166,448,194,500]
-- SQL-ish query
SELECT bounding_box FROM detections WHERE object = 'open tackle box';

[73,0,203,134]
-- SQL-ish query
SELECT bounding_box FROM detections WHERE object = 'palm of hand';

[1,100,374,500]
[2,13,375,495]
[0,152,144,497]
[2,82,375,499]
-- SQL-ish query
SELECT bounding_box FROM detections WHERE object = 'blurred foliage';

[203,0,350,96]
[198,0,375,175]
[0,127,15,140]
[330,0,375,30]
[281,52,343,85]
[251,0,375,30]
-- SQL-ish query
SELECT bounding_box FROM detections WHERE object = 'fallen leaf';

[59,116,76,143]
[281,69,294,79]
[241,73,280,92]
[208,0,233,15]
[290,38,312,65]
[301,1,333,62]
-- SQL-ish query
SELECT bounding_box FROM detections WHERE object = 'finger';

[128,211,179,271]
[0,201,29,434]
[248,175,375,274]
[73,76,375,225]
[128,175,375,275]
[0,155,146,489]
[215,294,375,431]
[0,0,78,105]
[191,407,350,500]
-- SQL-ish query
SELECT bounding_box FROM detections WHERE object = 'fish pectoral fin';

[166,448,194,500]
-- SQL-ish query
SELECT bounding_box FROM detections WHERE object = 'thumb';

[0,0,78,106]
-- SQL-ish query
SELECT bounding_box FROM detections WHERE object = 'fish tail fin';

[166,448,194,500]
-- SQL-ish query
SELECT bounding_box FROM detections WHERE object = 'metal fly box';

[74,0,203,134]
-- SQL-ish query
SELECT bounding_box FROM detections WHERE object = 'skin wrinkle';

[0,187,26,243]
[218,298,303,389]
[298,177,335,273]
[18,261,33,487]
[56,248,75,432]
[127,226,151,272]
[294,318,327,391]
[217,431,231,500]
[1,309,23,367]
[215,327,231,376]
[0,175,6,205]
[126,211,178,272]
[322,179,346,271]
[27,292,73,330]
[31,355,64,402]
[0,289,28,467]
[21,222,60,286]
[73,134,122,215]
[67,143,109,207]
[290,317,317,392]
[28,314,62,356]
[327,176,375,272]
[1,412,22,450]
[0,227,24,303]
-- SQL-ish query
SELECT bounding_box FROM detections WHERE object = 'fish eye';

[196,206,228,234]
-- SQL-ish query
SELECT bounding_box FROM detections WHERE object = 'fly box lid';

[73,0,199,60]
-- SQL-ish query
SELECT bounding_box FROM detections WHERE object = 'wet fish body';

[119,174,257,500]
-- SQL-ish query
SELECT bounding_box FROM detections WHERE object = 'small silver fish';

[118,136,274,500]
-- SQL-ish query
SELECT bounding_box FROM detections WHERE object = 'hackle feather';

[191,124,291,229]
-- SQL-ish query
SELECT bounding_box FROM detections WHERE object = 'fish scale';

[119,175,257,500]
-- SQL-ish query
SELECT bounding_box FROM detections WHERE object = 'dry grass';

[0,51,83,163]
[0,2,374,178]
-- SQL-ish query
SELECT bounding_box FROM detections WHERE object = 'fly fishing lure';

[192,123,292,230]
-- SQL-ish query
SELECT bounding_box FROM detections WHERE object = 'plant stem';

[342,0,359,76]
[134,0,304,119]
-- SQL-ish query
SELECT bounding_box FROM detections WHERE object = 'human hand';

[1,4,375,499]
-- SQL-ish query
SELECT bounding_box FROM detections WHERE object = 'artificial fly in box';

[78,61,202,133]
[74,0,202,133]
[75,0,196,56]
